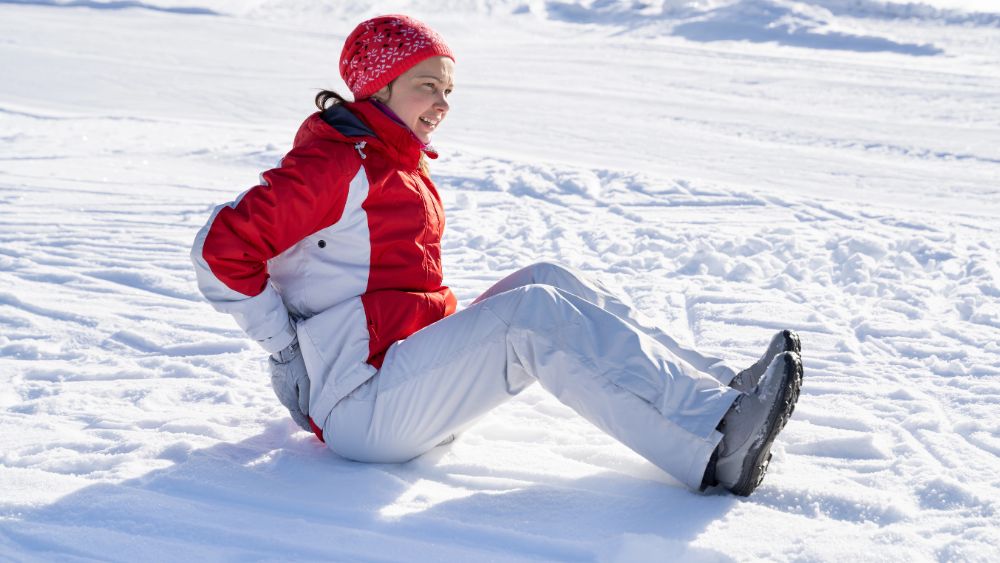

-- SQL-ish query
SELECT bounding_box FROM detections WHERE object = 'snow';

[1,0,999,561]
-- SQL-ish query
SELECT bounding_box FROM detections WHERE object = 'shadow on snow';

[0,423,739,560]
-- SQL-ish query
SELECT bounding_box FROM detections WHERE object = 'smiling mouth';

[419,116,439,128]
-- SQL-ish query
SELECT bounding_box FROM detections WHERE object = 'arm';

[191,140,358,353]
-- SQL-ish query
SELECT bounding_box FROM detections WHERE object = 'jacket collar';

[323,100,438,169]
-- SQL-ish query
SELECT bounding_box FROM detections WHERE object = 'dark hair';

[316,81,396,111]
[315,89,350,111]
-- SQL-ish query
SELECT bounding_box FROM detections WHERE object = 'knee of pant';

[517,283,562,303]
[509,284,570,329]
[526,261,573,284]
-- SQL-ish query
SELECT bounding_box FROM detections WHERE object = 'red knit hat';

[340,15,454,100]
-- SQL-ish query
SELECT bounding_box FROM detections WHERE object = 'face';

[374,56,454,144]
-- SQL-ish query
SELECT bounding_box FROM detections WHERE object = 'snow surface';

[1,0,999,561]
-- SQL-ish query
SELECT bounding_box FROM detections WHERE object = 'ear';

[372,83,393,103]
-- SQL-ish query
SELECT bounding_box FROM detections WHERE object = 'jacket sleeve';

[191,140,359,354]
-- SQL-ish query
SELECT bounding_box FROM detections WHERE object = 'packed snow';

[1,0,999,561]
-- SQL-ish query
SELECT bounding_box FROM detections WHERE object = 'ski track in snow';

[2,1,1000,561]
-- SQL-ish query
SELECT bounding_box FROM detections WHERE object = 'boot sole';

[729,352,803,496]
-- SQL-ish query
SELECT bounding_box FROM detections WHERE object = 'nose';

[434,91,449,113]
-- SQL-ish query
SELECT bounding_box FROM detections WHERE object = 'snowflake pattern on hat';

[340,15,454,100]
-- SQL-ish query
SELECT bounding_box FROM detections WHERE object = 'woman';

[191,14,802,496]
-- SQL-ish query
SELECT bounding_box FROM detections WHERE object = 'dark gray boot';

[712,351,802,496]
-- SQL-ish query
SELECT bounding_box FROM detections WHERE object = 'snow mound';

[808,0,1000,23]
[671,1,945,55]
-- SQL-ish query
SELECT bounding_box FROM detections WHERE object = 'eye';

[423,83,436,91]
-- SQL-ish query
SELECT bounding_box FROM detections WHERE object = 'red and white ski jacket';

[192,100,457,426]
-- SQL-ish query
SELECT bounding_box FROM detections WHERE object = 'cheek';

[399,98,424,122]
[391,90,435,125]
[408,91,436,112]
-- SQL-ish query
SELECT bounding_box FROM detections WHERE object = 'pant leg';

[323,283,738,490]
[474,262,739,384]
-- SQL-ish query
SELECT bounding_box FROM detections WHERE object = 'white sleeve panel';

[213,282,296,354]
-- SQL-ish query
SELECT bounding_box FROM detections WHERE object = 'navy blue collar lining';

[320,104,375,138]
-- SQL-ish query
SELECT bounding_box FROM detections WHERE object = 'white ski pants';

[321,262,740,490]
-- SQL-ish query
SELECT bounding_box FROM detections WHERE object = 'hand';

[269,340,311,432]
